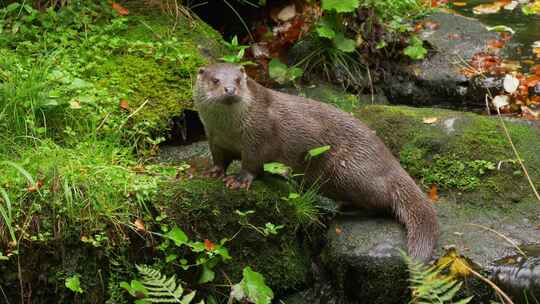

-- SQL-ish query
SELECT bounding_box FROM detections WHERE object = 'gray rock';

[322,198,540,303]
[380,12,510,109]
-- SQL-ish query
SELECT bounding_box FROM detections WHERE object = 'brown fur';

[194,63,439,262]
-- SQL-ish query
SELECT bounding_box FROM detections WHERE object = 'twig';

[495,106,540,202]
[466,223,527,258]
[0,284,10,304]
[222,0,255,43]
[118,99,150,130]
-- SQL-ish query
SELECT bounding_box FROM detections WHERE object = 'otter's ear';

[198,68,206,75]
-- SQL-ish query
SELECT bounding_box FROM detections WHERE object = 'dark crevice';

[189,0,268,41]
[164,110,206,146]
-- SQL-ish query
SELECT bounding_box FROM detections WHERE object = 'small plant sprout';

[65,274,84,294]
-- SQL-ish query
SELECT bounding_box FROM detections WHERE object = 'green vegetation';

[294,0,430,87]
[403,252,473,304]
[358,105,540,205]
[0,1,281,302]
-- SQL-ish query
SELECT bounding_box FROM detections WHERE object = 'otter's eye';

[212,78,220,85]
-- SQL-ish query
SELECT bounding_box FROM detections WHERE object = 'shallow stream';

[451,0,540,69]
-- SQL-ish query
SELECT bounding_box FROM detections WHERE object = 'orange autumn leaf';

[119,99,129,110]
[428,184,439,202]
[204,239,216,251]
[531,65,540,76]
[525,75,540,87]
[487,39,505,49]
[335,227,342,235]
[28,179,44,193]
[111,2,129,16]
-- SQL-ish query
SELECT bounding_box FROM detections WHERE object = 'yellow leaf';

[436,247,472,278]
[423,117,438,124]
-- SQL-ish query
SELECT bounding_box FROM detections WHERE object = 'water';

[450,0,540,67]
[488,244,540,302]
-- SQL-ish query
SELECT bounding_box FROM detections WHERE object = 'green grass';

[0,139,180,244]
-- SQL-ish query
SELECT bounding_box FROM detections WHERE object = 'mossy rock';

[157,177,312,293]
[89,9,227,143]
[356,105,540,206]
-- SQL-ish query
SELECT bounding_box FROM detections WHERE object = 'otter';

[193,63,438,262]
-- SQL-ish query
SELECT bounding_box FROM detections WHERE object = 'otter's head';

[194,63,248,106]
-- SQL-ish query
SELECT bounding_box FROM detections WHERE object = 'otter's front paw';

[203,166,226,178]
[223,171,254,190]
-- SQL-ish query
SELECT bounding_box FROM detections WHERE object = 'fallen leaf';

[437,247,472,278]
[452,2,467,7]
[487,39,505,49]
[531,65,540,76]
[28,179,44,193]
[428,184,439,202]
[492,95,510,109]
[134,218,145,232]
[423,117,438,124]
[504,74,520,93]
[473,3,503,14]
[204,239,216,251]
[277,4,296,22]
[335,226,342,235]
[111,2,129,16]
[119,99,129,110]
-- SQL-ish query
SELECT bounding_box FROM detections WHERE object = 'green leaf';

[65,275,83,294]
[333,33,356,53]
[321,0,359,12]
[289,67,304,80]
[316,25,335,39]
[166,227,189,247]
[242,267,274,304]
[268,59,288,83]
[198,264,215,284]
[190,241,206,252]
[307,145,331,158]
[165,254,177,263]
[215,246,232,260]
[263,162,290,175]
[404,36,427,60]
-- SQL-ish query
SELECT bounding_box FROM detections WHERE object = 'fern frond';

[402,252,473,304]
[134,265,198,304]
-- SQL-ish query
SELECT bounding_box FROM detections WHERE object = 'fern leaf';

[129,265,196,304]
[180,291,196,304]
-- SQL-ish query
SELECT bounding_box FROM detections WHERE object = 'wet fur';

[194,63,439,262]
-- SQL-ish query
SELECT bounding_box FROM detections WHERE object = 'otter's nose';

[224,87,236,95]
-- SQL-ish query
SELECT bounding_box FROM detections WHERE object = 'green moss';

[93,54,197,132]
[158,178,311,292]
[356,105,540,205]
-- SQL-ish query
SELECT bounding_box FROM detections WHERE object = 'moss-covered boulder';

[156,177,312,293]
[357,105,540,205]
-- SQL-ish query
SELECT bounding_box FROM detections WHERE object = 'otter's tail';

[392,185,439,262]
